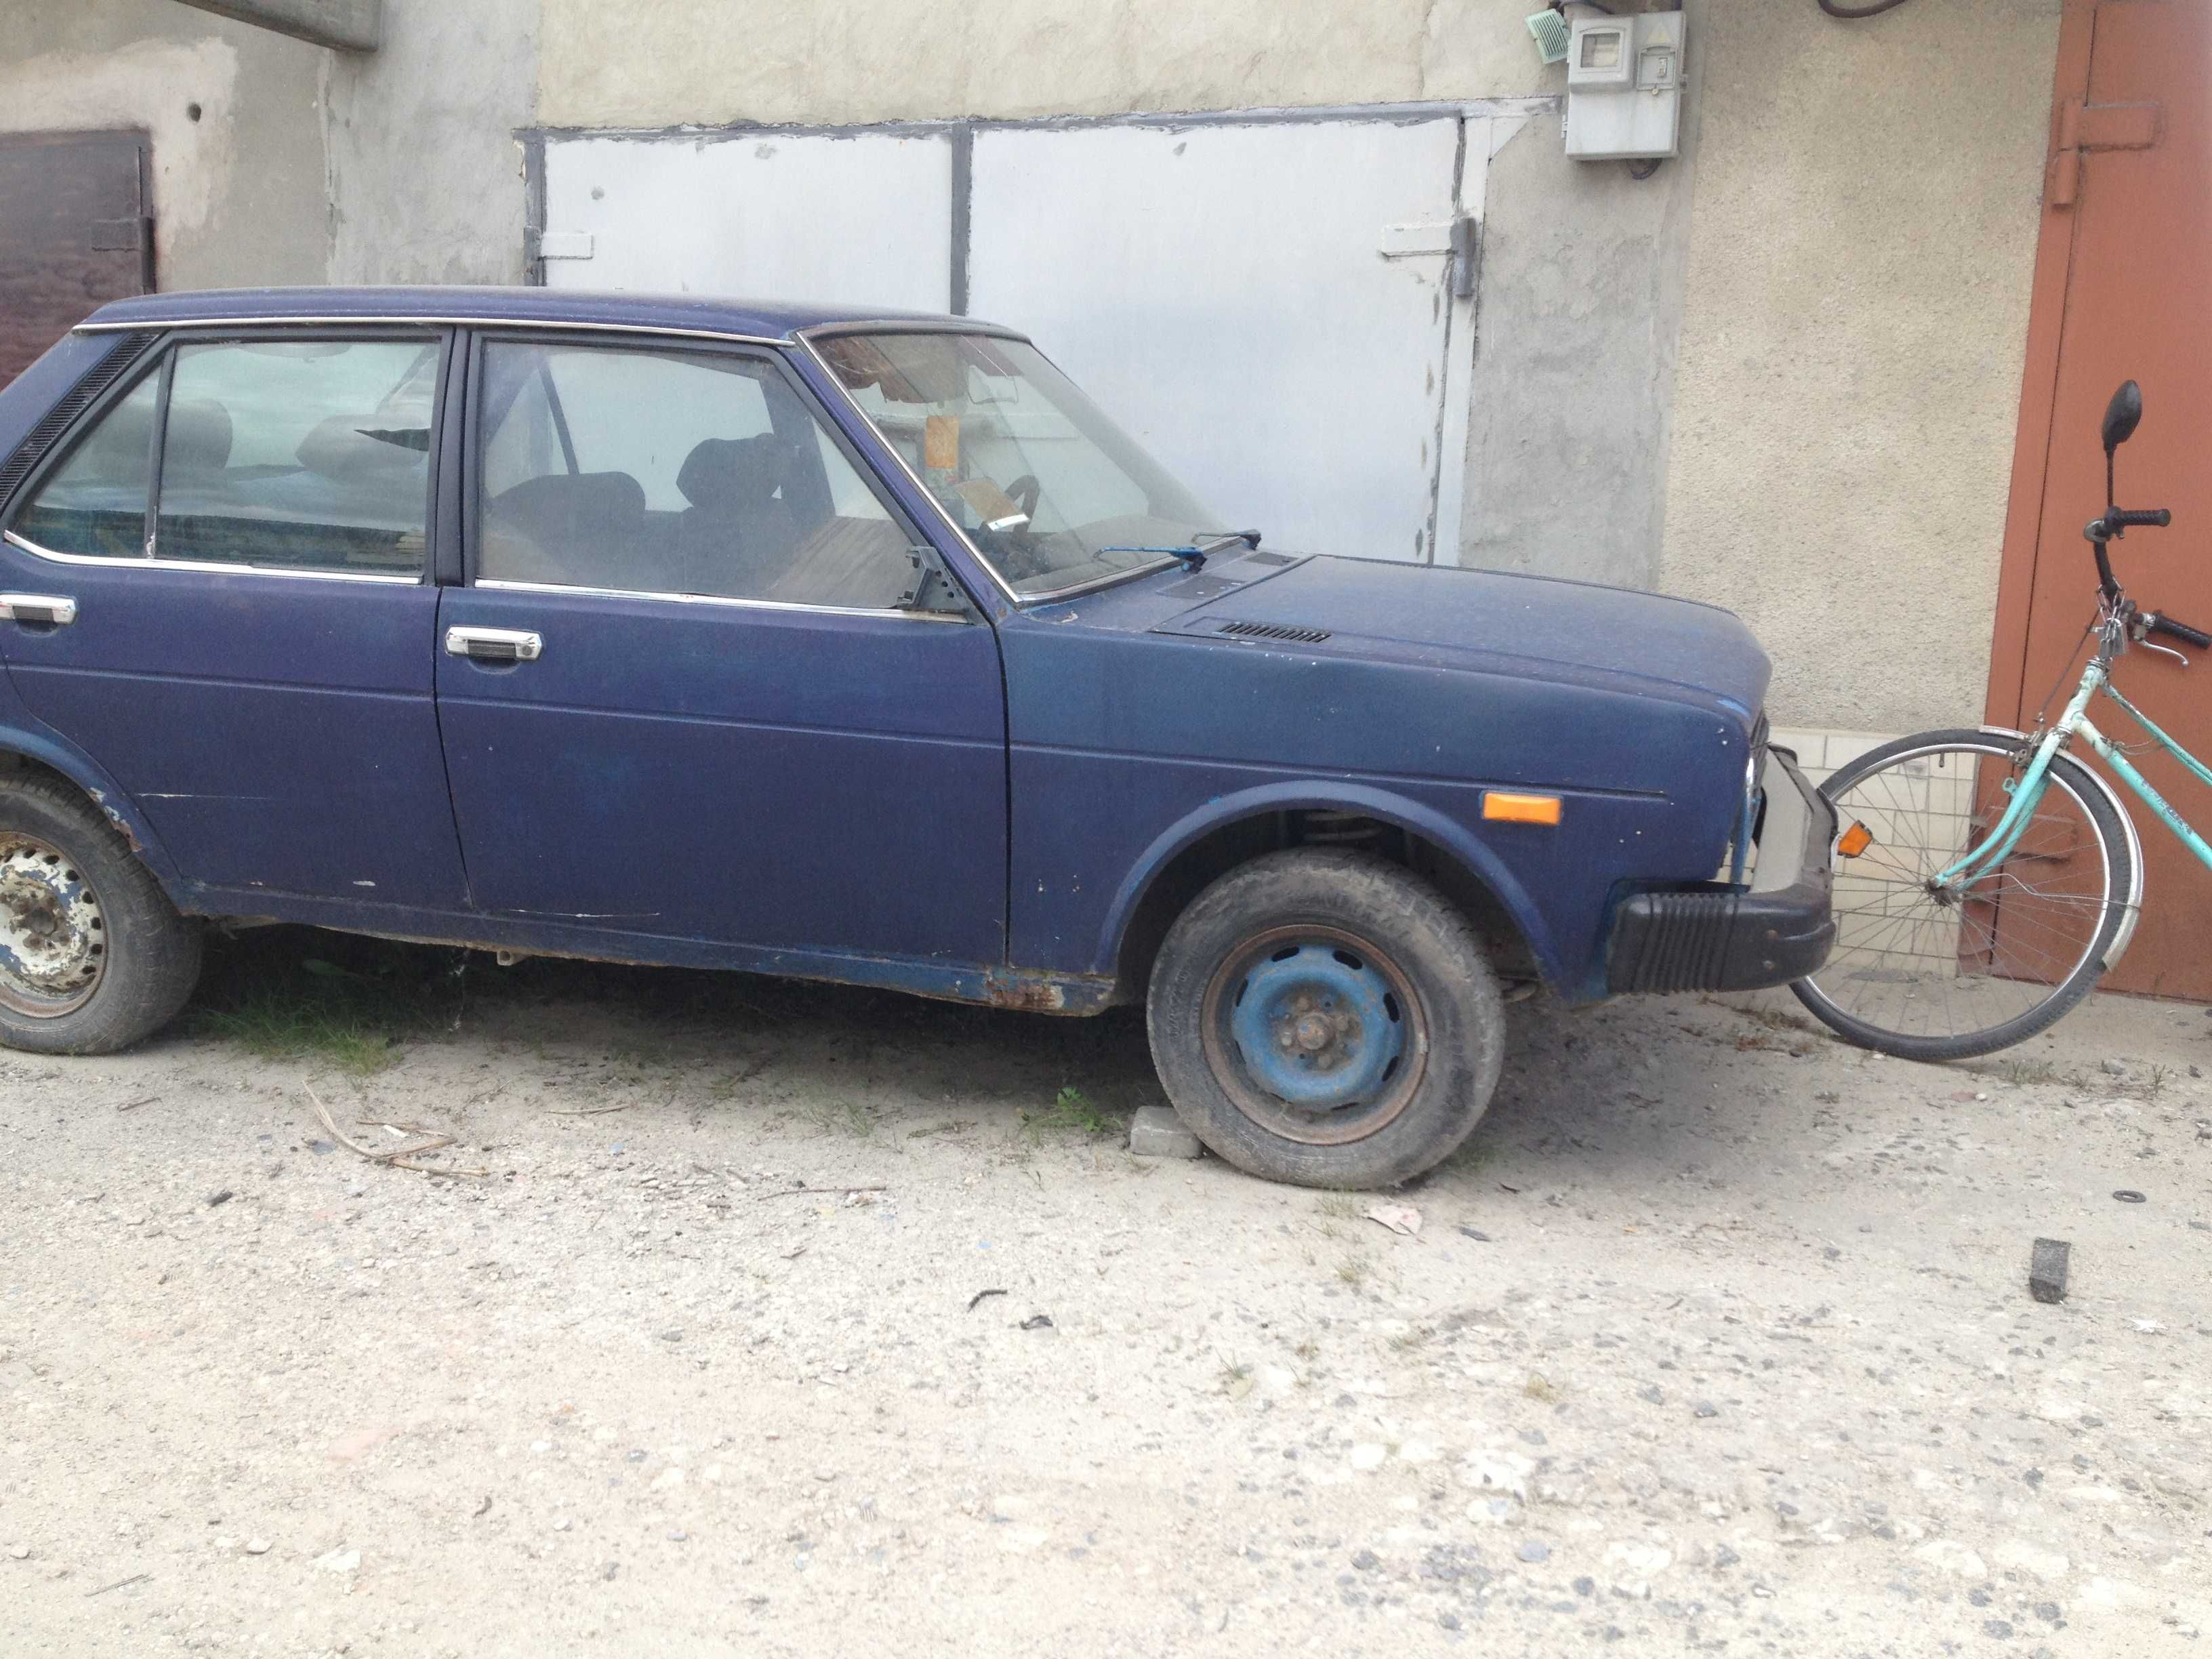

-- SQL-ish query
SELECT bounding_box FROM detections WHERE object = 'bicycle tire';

[1790,729,2131,1061]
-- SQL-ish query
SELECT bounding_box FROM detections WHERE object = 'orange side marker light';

[1482,792,1563,826]
[1837,821,1874,858]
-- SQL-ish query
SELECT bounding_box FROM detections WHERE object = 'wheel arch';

[0,731,180,887]
[1099,781,1562,1000]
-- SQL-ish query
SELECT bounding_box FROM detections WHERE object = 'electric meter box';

[1564,10,1685,161]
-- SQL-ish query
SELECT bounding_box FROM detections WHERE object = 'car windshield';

[815,331,1220,598]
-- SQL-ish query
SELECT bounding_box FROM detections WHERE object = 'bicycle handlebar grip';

[2146,612,2212,650]
[2113,508,2172,528]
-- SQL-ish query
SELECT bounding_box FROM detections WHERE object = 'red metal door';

[0,131,153,389]
[1987,0,2212,999]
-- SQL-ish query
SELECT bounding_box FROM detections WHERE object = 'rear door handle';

[445,626,541,663]
[0,593,77,626]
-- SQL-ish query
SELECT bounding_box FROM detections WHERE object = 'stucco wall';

[323,0,539,284]
[1455,44,1702,591]
[537,0,1579,127]
[0,3,326,290]
[1658,0,2060,734]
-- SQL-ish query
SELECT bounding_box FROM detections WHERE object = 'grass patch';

[1336,1252,1372,1290]
[190,929,467,1076]
[1316,1192,1362,1221]
[1022,1085,1122,1139]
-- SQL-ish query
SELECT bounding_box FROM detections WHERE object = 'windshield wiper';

[1094,529,1263,573]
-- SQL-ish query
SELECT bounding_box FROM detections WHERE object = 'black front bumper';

[1605,747,1838,994]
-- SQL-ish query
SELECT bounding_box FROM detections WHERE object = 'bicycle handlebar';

[2110,508,2171,529]
[2144,611,2212,651]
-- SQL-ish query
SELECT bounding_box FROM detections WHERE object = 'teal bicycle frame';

[1938,642,2212,892]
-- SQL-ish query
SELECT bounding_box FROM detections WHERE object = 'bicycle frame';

[1939,650,2212,890]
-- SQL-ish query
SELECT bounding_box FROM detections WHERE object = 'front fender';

[1095,778,1566,989]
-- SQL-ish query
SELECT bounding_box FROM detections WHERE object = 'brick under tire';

[0,775,201,1054]
[1146,848,1506,1189]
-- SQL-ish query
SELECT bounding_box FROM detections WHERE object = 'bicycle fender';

[1978,724,2146,967]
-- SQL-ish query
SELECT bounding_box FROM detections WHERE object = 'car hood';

[1147,554,1770,725]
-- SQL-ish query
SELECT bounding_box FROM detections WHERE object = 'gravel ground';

[3,939,2208,1657]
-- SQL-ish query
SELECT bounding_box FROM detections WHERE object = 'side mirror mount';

[2102,380,2143,455]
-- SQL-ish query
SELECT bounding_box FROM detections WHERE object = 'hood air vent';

[1216,619,1332,644]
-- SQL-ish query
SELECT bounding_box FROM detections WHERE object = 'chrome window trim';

[2,529,424,585]
[797,319,1031,344]
[474,576,959,621]
[796,330,1177,609]
[77,316,787,348]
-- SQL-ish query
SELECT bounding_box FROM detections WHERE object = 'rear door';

[0,329,470,911]
[0,133,152,390]
[433,331,1007,968]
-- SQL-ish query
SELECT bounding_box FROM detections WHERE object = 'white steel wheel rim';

[0,833,108,1018]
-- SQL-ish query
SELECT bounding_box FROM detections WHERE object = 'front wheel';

[1790,729,2131,1061]
[1147,849,1506,1188]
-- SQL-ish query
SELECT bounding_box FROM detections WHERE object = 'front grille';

[1216,619,1331,644]
[0,331,157,512]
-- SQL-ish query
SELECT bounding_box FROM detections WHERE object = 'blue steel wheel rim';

[1200,924,1427,1146]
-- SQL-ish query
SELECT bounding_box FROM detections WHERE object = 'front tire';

[1789,729,2129,1061]
[1147,848,1506,1188]
[0,774,202,1054]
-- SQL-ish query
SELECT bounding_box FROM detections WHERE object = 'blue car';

[0,288,1833,1186]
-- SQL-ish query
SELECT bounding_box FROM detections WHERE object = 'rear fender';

[1097,779,1564,989]
[0,721,182,887]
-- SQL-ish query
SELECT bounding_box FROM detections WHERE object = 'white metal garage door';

[541,131,954,312]
[540,110,1530,563]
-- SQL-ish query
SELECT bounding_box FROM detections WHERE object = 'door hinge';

[2048,95,2160,209]
[1377,213,1479,300]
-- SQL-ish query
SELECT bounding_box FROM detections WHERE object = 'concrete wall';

[536,0,1588,128]
[1456,46,1702,592]
[1658,0,2061,735]
[0,1,327,289]
[322,0,539,284]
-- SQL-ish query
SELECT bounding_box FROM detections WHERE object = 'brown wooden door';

[1987,0,2212,999]
[0,131,153,389]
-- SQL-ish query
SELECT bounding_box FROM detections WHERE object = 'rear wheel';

[0,775,202,1054]
[1790,730,2130,1060]
[1147,848,1505,1187]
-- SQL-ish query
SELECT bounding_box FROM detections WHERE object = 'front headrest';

[163,398,233,473]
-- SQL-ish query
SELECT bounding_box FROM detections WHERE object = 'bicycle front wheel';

[1791,729,2133,1061]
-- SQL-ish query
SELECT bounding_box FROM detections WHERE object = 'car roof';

[76,286,1025,344]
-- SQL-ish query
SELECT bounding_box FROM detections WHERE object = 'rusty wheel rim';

[0,834,107,1019]
[1199,923,1429,1146]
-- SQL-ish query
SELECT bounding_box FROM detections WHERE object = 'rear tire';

[1790,729,2129,1061]
[0,774,202,1054]
[1146,848,1505,1188]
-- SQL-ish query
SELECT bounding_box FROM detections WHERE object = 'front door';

[434,331,1007,970]
[0,330,469,911]
[1987,0,2212,998]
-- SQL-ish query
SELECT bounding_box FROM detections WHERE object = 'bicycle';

[1791,379,2209,1060]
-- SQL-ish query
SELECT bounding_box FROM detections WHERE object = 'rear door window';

[155,340,437,574]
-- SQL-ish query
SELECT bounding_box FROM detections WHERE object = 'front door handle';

[445,626,541,663]
[0,593,77,626]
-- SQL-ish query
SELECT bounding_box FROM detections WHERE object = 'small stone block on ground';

[1128,1105,1202,1160]
[2029,1237,2070,1304]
